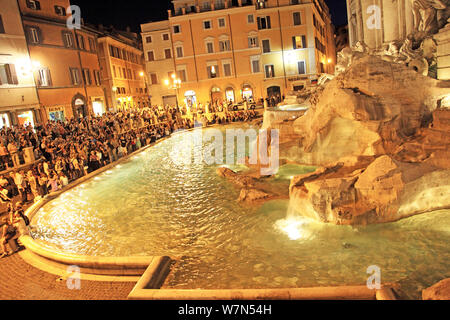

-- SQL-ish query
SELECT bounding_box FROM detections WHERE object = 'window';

[26,0,41,10]
[76,35,85,50]
[219,40,230,52]
[176,46,184,58]
[82,69,92,85]
[265,65,275,78]
[293,12,302,26]
[70,68,81,85]
[127,69,132,79]
[203,20,212,30]
[94,70,101,86]
[147,51,155,61]
[206,42,214,54]
[162,33,169,41]
[173,25,181,34]
[215,0,225,9]
[0,64,19,85]
[164,48,172,59]
[251,59,260,73]
[218,18,226,28]
[248,36,258,48]
[247,14,254,24]
[28,27,40,44]
[178,69,187,82]
[54,5,66,16]
[150,73,158,84]
[207,65,219,78]
[291,0,299,4]
[0,15,4,34]
[298,61,306,75]
[113,66,117,78]
[203,2,211,10]
[145,36,152,43]
[88,38,96,52]
[37,68,51,86]
[262,39,270,53]
[62,32,74,48]
[122,68,126,78]
[293,35,307,49]
[223,63,231,77]
[257,16,271,30]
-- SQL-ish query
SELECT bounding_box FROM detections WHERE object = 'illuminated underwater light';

[275,217,313,241]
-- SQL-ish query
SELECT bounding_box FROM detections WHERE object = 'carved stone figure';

[411,0,447,34]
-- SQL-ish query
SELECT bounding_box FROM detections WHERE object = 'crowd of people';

[0,105,260,257]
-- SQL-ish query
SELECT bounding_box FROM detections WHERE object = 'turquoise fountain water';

[30,124,450,299]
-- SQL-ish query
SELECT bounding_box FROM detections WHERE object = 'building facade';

[0,0,40,128]
[141,0,336,107]
[19,0,105,122]
[97,28,149,112]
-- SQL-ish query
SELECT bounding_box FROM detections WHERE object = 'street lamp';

[139,71,150,108]
[164,73,181,108]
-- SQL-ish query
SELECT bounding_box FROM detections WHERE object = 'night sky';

[71,0,348,33]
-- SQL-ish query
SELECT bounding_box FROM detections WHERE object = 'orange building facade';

[141,0,336,107]
[0,0,40,128]
[19,0,105,122]
[97,30,149,112]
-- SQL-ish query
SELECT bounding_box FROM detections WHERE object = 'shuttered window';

[0,15,5,34]
[37,68,52,86]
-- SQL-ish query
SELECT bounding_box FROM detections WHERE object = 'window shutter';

[69,68,74,85]
[302,35,307,48]
[35,1,41,10]
[257,17,261,30]
[5,64,18,85]
[292,36,297,50]
[0,15,5,34]
[62,32,68,47]
[267,16,271,29]
[37,27,43,43]
[46,69,52,86]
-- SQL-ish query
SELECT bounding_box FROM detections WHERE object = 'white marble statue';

[411,0,447,33]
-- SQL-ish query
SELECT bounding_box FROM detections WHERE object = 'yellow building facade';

[97,30,149,112]
[0,0,40,128]
[141,0,336,107]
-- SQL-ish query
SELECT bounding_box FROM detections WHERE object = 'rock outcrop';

[422,278,450,300]
[216,167,255,187]
[274,54,450,225]
[238,188,271,203]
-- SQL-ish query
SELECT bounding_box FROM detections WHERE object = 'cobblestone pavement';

[0,253,136,300]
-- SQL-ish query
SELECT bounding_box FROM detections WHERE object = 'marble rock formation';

[216,167,256,187]
[278,55,449,166]
[238,188,271,203]
[278,55,450,225]
[422,278,450,300]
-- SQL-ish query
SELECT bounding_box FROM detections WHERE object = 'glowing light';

[275,217,312,241]
[139,72,144,77]
[164,79,170,86]
[32,60,41,69]
[327,58,332,64]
